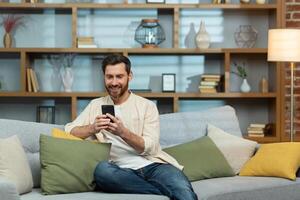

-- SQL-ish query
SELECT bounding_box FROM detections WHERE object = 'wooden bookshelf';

[0,1,285,143]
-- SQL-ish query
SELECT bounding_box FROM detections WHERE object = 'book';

[201,74,221,78]
[199,88,217,93]
[77,44,98,48]
[26,68,32,92]
[249,123,266,128]
[247,127,264,131]
[200,81,219,86]
[247,130,264,134]
[198,85,216,89]
[248,133,265,137]
[30,68,39,92]
[77,41,95,45]
[202,77,221,82]
[77,37,94,42]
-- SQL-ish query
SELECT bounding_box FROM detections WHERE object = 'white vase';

[62,68,74,92]
[51,68,62,91]
[184,22,197,48]
[240,79,251,93]
[256,0,265,4]
[196,21,210,49]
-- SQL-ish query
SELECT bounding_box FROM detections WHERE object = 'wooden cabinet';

[0,0,285,143]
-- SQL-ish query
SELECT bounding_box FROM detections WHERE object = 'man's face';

[104,63,132,100]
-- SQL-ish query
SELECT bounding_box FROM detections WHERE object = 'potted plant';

[231,61,251,92]
[0,15,26,48]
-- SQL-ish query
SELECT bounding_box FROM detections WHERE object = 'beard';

[105,80,129,100]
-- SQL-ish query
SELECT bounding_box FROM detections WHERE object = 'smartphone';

[101,105,115,122]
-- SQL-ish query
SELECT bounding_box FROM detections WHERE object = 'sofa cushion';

[159,106,242,148]
[192,176,300,200]
[207,124,257,174]
[0,118,64,188]
[22,189,169,200]
[0,135,33,194]
[239,142,300,180]
[163,136,234,181]
[40,135,111,195]
[52,128,82,140]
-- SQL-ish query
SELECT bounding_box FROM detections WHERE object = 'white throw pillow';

[207,124,257,174]
[0,135,33,194]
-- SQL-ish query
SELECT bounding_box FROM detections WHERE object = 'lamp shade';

[268,29,300,62]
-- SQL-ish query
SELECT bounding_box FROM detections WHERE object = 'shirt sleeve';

[140,102,160,156]
[64,101,93,133]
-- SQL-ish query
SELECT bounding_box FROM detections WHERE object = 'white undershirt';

[105,105,153,169]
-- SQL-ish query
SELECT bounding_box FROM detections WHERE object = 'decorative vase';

[240,0,250,3]
[3,32,12,48]
[184,22,197,48]
[51,68,62,91]
[256,0,265,4]
[240,79,251,93]
[62,67,74,92]
[195,21,210,49]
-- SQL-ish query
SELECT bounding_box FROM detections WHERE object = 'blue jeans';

[94,161,198,200]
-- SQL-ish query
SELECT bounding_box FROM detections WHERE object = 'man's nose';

[111,77,118,85]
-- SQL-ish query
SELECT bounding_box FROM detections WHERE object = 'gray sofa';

[1,105,300,200]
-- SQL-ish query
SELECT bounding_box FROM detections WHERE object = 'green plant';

[231,62,247,79]
[0,15,26,33]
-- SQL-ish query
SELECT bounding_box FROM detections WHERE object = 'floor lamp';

[268,29,300,142]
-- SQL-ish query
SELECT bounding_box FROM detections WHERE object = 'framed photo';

[37,106,55,124]
[162,73,176,92]
[146,0,165,3]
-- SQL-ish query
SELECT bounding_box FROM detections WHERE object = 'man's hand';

[105,113,128,137]
[91,114,111,134]
[105,113,145,153]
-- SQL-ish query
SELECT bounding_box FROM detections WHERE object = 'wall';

[285,0,300,134]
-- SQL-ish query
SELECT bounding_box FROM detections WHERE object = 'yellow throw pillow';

[51,128,82,141]
[239,142,300,180]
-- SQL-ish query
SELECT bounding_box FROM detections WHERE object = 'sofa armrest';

[0,178,20,200]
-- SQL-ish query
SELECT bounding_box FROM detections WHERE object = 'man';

[65,54,198,200]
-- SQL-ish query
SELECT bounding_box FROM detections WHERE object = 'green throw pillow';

[164,136,234,181]
[40,135,111,195]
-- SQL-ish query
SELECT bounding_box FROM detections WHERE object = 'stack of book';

[247,123,267,137]
[198,74,221,93]
[77,37,97,48]
[26,68,39,92]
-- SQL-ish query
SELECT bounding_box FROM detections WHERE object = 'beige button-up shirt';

[65,93,182,170]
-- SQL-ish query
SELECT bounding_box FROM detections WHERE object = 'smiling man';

[64,54,198,200]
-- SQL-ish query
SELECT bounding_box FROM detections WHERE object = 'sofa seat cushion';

[192,176,300,200]
[21,189,169,200]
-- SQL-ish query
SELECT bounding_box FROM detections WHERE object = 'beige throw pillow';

[0,135,33,194]
[207,124,257,174]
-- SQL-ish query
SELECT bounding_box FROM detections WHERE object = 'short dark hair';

[101,54,131,74]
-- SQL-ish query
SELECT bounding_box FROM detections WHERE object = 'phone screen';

[101,105,115,122]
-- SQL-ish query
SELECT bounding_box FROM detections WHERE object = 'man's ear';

[129,71,133,81]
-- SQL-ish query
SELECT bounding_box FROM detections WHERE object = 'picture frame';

[146,0,165,3]
[37,106,55,124]
[162,73,176,92]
